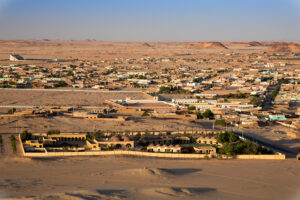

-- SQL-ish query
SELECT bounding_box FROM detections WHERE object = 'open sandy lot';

[0,115,213,134]
[0,157,299,200]
[0,89,151,106]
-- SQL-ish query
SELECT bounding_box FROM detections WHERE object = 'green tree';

[195,112,203,119]
[202,109,214,119]
[219,143,235,156]
[217,131,238,144]
[188,105,196,111]
[20,130,32,141]
[7,108,16,114]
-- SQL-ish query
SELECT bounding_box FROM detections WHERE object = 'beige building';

[193,146,216,154]
[196,136,218,145]
[147,144,181,153]
[95,135,134,149]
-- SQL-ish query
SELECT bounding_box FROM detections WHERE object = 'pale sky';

[0,0,299,41]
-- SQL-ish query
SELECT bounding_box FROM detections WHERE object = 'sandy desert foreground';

[0,157,299,200]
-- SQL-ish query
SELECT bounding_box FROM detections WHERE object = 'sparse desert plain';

[0,40,268,63]
[0,157,299,200]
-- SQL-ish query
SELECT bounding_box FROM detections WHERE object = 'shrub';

[53,81,68,88]
[7,108,16,114]
[47,129,60,135]
[217,154,223,160]
[20,130,32,141]
[215,119,226,127]
[10,135,16,152]
[142,111,150,116]
[188,105,196,111]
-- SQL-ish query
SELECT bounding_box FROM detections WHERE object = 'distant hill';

[142,42,152,47]
[188,42,228,49]
[248,41,263,47]
[268,42,300,52]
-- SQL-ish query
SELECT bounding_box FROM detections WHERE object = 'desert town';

[0,41,299,158]
[1,0,300,199]
[0,40,299,200]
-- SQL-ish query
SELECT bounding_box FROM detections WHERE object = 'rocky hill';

[268,42,300,52]
[188,42,228,49]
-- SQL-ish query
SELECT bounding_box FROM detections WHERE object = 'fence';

[22,150,286,160]
[23,150,212,158]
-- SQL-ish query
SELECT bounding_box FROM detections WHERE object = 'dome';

[122,135,131,141]
[110,135,121,142]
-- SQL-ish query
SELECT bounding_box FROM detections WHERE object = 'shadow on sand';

[158,168,201,175]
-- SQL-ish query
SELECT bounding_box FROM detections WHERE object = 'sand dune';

[0,157,299,200]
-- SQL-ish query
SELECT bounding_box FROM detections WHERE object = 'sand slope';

[0,157,299,200]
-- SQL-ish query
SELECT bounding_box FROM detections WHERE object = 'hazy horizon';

[0,0,300,41]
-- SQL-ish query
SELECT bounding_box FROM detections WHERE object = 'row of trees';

[86,130,105,140]
[10,135,16,152]
[159,86,188,94]
[217,131,273,156]
[222,92,248,99]
[47,129,60,135]
[20,129,60,142]
[219,141,273,156]
[272,85,281,100]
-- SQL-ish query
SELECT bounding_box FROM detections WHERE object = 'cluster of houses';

[1,50,299,140]
[21,132,220,155]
